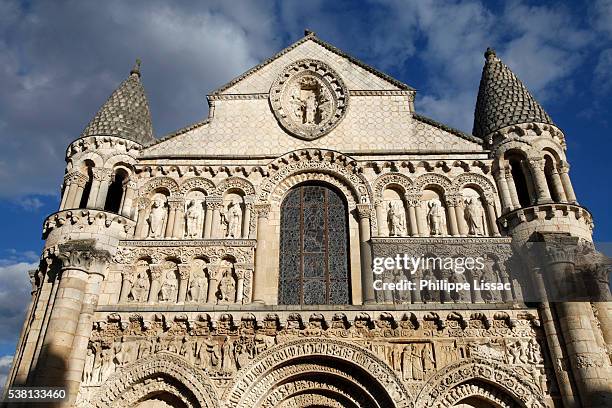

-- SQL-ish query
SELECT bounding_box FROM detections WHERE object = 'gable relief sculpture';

[270,59,348,140]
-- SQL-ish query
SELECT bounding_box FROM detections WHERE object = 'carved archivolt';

[90,352,220,408]
[413,173,454,194]
[69,151,104,170]
[224,337,412,408]
[271,171,357,207]
[451,173,497,202]
[414,358,546,408]
[438,382,518,408]
[373,173,414,204]
[180,177,216,195]
[259,149,372,206]
[216,176,256,196]
[141,176,180,197]
[103,153,137,169]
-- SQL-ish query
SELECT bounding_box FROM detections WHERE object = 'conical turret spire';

[80,59,154,145]
[472,48,553,139]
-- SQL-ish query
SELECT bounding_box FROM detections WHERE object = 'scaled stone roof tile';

[80,62,155,145]
[472,48,553,139]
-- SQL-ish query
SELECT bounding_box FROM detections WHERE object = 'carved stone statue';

[480,257,500,302]
[410,344,424,380]
[185,200,204,238]
[526,339,543,364]
[147,198,167,238]
[218,269,236,303]
[99,348,114,382]
[187,268,208,303]
[221,336,236,373]
[387,202,406,236]
[427,201,444,235]
[421,344,435,374]
[464,198,483,235]
[160,270,178,302]
[222,200,242,238]
[129,270,150,302]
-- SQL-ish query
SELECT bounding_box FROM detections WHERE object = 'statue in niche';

[160,270,178,302]
[83,348,95,383]
[450,271,470,303]
[464,198,484,235]
[387,201,406,236]
[221,199,242,238]
[129,270,150,302]
[147,198,167,238]
[187,267,208,302]
[427,201,444,235]
[218,269,236,303]
[185,200,204,238]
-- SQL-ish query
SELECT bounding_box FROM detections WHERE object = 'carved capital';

[206,195,223,210]
[167,199,183,210]
[355,203,372,220]
[445,194,461,207]
[528,158,546,172]
[136,197,151,210]
[92,167,113,182]
[149,264,163,280]
[254,203,271,219]
[558,161,570,174]
[57,239,110,275]
[404,193,421,207]
[65,170,88,187]
[177,264,191,280]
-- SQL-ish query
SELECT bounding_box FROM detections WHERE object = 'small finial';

[130,58,141,77]
[484,47,496,61]
[304,29,315,37]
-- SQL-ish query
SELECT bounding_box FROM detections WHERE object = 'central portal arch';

[224,338,412,408]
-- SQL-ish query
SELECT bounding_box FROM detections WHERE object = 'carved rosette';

[270,59,348,140]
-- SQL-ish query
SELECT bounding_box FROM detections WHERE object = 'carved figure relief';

[188,267,208,303]
[129,267,150,303]
[464,197,484,236]
[218,268,237,304]
[269,59,348,140]
[160,270,178,302]
[221,199,242,238]
[427,200,445,236]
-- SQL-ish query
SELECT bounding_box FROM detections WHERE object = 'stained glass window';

[278,184,350,305]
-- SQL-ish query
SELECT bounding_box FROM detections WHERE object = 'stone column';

[375,202,386,236]
[94,168,113,209]
[203,199,214,239]
[540,234,612,408]
[445,197,459,236]
[548,168,567,202]
[207,196,223,238]
[356,204,374,304]
[494,170,513,213]
[120,181,138,218]
[148,264,162,303]
[169,199,184,239]
[33,240,109,407]
[235,268,246,304]
[520,161,537,205]
[405,194,420,236]
[207,265,221,304]
[164,201,177,239]
[454,198,468,236]
[559,162,578,204]
[64,171,88,209]
[415,202,428,236]
[85,170,102,209]
[253,204,271,304]
[484,195,500,236]
[504,167,521,209]
[177,264,190,303]
[528,158,553,204]
[134,198,151,239]
[242,198,253,239]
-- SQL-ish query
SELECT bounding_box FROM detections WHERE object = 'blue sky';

[0,0,611,385]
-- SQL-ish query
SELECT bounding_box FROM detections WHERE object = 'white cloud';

[0,354,13,393]
[595,48,612,92]
[0,261,36,348]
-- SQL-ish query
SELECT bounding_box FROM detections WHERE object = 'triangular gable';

[212,33,414,95]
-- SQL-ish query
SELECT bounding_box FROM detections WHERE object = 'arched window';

[506,153,531,207]
[104,169,128,213]
[278,183,350,305]
[78,160,95,209]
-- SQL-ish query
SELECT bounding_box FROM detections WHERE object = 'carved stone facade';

[5,33,611,408]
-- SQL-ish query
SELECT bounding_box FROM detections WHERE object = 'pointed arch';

[91,352,220,408]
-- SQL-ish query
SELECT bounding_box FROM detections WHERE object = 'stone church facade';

[4,32,611,407]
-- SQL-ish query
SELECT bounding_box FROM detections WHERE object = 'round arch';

[223,338,412,408]
[91,352,220,408]
[180,177,216,195]
[373,173,414,204]
[216,176,256,196]
[142,177,181,198]
[413,173,454,195]
[415,359,545,408]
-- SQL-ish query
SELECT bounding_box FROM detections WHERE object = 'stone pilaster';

[252,203,271,304]
[356,204,374,304]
